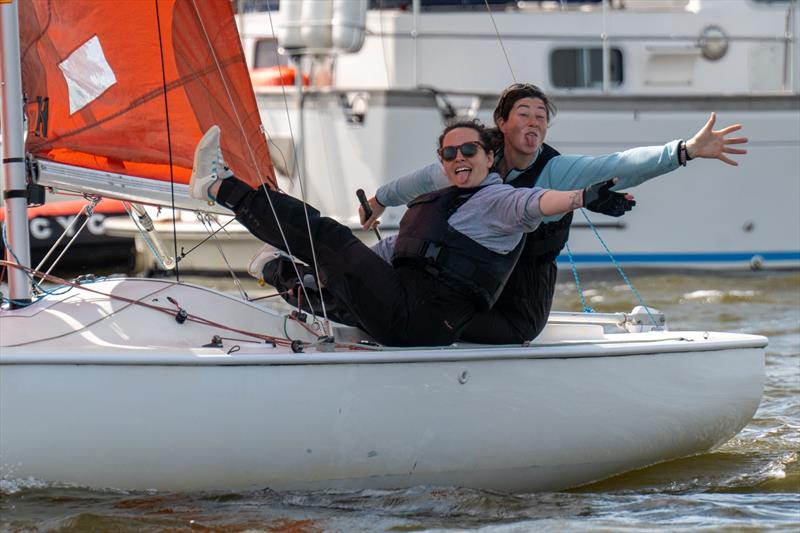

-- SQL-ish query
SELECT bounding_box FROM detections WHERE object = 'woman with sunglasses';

[359,84,747,344]
[191,121,629,347]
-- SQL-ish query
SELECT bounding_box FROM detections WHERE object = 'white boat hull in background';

[259,91,800,271]
[102,212,384,274]
[237,0,800,271]
[0,279,766,492]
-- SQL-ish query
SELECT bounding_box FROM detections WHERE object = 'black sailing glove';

[582,178,636,217]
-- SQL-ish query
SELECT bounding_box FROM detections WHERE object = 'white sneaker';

[189,125,233,204]
[247,244,292,283]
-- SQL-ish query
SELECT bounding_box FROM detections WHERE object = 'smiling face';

[439,127,494,188]
[497,97,549,166]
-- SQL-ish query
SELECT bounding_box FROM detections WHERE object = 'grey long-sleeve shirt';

[376,141,681,223]
[371,172,546,263]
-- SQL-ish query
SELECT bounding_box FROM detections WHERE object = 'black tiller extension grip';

[356,189,381,240]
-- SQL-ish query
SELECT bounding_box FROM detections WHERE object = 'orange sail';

[19,0,274,192]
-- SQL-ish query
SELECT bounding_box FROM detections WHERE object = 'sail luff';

[187,0,271,191]
[1,0,32,304]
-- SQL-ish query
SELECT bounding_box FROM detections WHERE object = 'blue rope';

[1,274,109,307]
[1,222,109,307]
[577,208,659,327]
[1,222,42,299]
[564,242,593,313]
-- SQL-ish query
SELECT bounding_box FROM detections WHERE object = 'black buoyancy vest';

[392,186,525,310]
[504,143,572,261]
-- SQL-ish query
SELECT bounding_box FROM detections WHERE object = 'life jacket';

[392,185,525,310]
[501,143,571,262]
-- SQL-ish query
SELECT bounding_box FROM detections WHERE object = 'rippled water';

[1,271,798,532]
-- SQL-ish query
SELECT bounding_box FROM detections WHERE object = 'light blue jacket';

[376,141,681,223]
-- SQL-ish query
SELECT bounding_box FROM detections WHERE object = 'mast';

[0,0,32,306]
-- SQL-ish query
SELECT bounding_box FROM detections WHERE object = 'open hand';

[686,112,748,166]
[583,178,636,217]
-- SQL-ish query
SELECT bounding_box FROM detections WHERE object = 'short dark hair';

[492,83,556,126]
[438,118,494,151]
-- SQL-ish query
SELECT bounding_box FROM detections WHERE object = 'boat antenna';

[154,0,181,282]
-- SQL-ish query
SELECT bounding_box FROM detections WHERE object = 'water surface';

[2,271,798,532]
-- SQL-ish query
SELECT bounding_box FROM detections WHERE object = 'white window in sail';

[58,35,117,115]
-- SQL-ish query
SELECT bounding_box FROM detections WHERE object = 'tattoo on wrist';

[570,191,582,209]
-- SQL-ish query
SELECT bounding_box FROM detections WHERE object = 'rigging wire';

[1,222,43,296]
[190,0,305,300]
[175,216,236,260]
[377,0,393,87]
[31,200,92,274]
[190,0,267,180]
[0,259,376,351]
[483,0,516,83]
[564,243,593,313]
[577,208,659,326]
[192,0,332,332]
[263,0,333,332]
[0,259,292,347]
[36,197,101,283]
[196,212,249,301]
[154,0,181,283]
[480,0,655,323]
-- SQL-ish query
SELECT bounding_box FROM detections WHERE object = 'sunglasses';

[438,141,485,162]
[502,82,540,95]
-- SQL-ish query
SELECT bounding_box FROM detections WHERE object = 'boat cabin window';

[253,38,287,70]
[550,47,623,89]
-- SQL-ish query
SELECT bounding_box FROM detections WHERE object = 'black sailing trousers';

[256,229,558,344]
[217,178,477,347]
[263,254,556,345]
[254,221,557,345]
[458,258,556,344]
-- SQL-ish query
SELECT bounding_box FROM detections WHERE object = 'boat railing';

[548,306,666,333]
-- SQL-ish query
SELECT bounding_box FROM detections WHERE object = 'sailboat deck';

[0,278,767,365]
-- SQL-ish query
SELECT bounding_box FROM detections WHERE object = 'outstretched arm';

[538,178,635,217]
[538,189,584,216]
[685,112,748,166]
[538,112,748,194]
[360,161,449,229]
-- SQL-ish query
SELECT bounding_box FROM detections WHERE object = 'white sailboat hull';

[0,279,766,492]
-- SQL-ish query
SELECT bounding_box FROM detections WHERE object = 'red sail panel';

[19,0,275,191]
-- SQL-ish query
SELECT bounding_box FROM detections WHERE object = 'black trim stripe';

[3,190,27,199]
